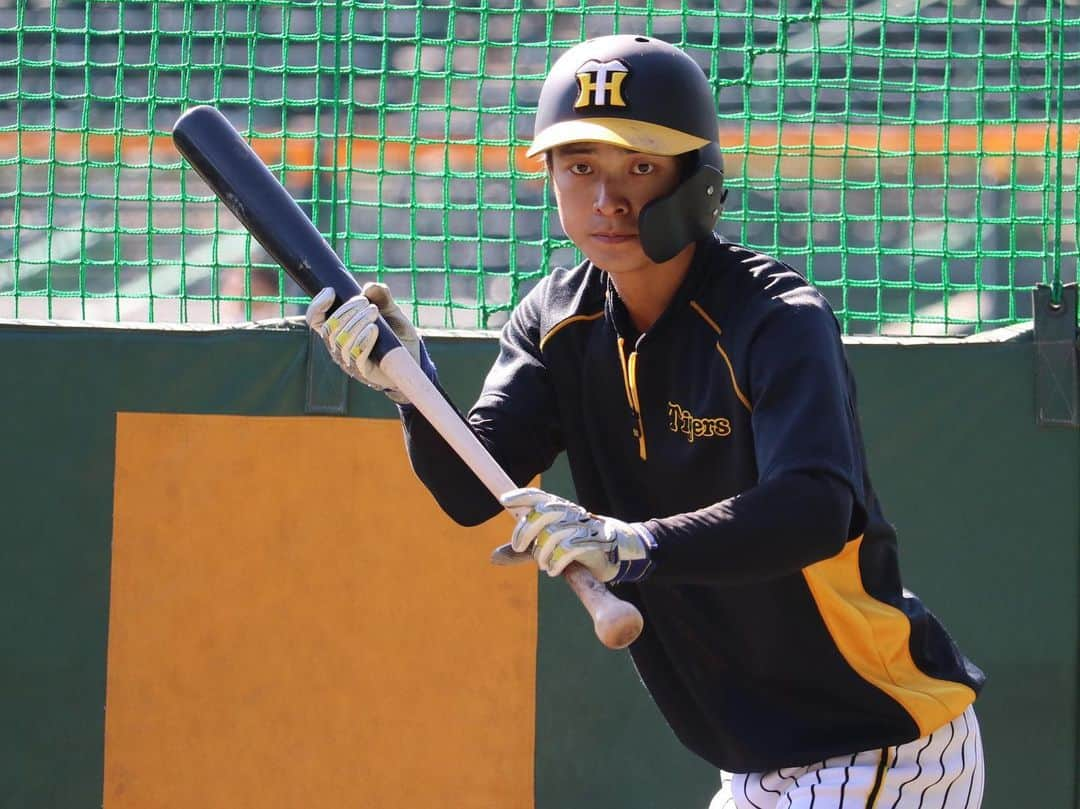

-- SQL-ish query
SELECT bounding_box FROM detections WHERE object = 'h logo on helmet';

[574,59,629,109]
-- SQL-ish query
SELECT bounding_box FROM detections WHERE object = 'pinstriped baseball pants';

[708,705,984,809]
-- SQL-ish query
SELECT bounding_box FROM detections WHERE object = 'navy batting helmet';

[528,35,726,262]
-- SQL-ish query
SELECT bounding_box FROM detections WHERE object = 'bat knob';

[562,563,644,649]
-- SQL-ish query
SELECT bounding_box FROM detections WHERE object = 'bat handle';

[380,347,645,650]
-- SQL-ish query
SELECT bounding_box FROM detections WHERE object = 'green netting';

[0,0,1077,335]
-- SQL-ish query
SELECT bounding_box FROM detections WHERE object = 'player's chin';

[582,235,648,267]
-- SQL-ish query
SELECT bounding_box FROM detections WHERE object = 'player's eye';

[568,162,592,175]
[631,161,655,175]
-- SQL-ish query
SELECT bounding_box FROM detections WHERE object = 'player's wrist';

[608,521,657,584]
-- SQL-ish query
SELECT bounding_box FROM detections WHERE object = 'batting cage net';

[1,0,1077,334]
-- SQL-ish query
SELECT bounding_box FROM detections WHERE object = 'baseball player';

[307,35,986,809]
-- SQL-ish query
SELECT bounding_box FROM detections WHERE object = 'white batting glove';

[305,282,421,404]
[499,488,657,583]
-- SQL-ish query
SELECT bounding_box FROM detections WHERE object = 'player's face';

[548,143,682,275]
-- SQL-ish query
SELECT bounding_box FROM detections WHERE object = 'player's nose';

[593,180,630,216]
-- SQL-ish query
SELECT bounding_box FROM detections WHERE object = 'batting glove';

[306,282,421,404]
[499,488,657,584]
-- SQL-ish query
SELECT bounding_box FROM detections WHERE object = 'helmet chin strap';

[638,149,726,263]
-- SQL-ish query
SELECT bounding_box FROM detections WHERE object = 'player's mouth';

[592,232,638,245]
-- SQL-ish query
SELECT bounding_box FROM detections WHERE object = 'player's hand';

[305,283,420,404]
[499,488,656,583]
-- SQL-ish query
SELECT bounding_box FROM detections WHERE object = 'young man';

[307,35,986,809]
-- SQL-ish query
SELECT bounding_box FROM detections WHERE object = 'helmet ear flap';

[638,144,725,263]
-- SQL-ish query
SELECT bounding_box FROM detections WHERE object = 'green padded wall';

[0,321,1075,808]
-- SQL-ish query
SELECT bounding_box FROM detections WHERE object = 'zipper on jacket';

[616,337,647,460]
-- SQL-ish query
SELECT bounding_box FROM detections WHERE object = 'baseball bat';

[172,105,644,650]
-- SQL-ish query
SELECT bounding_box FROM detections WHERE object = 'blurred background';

[0,0,1077,334]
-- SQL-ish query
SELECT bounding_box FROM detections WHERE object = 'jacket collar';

[601,233,719,345]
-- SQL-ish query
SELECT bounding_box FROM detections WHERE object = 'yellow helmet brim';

[526,117,712,158]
